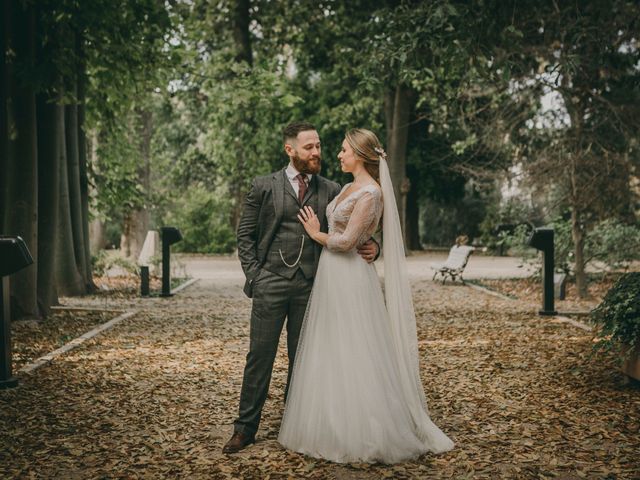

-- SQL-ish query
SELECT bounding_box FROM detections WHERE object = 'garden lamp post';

[0,236,34,389]
[160,227,183,297]
[527,227,558,316]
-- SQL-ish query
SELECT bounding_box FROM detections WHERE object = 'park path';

[1,258,639,479]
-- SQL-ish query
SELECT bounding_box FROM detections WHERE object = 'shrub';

[164,186,236,254]
[91,250,139,277]
[590,273,640,356]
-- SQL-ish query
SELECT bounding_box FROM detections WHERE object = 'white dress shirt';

[285,163,312,197]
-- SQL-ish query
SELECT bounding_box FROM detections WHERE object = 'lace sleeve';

[327,189,382,252]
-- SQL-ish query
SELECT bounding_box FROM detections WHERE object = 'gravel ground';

[1,277,638,479]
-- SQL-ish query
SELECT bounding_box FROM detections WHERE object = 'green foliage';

[164,186,236,254]
[91,250,138,277]
[586,219,640,270]
[501,217,640,275]
[591,273,640,356]
[479,197,539,254]
[80,0,640,256]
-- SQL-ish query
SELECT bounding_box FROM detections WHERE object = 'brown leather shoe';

[222,432,255,453]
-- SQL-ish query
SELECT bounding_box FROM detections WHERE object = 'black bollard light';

[0,236,34,389]
[140,266,150,297]
[527,227,558,316]
[160,227,183,297]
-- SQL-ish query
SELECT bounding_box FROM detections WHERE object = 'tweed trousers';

[233,268,313,437]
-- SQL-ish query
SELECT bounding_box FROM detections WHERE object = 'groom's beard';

[292,151,322,175]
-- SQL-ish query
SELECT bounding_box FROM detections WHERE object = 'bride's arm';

[299,191,380,252]
[297,206,329,246]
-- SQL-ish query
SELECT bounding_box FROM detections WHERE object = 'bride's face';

[338,140,363,173]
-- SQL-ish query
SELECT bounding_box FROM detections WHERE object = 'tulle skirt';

[278,248,454,464]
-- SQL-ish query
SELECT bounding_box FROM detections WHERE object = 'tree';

[0,0,173,318]
[495,0,640,296]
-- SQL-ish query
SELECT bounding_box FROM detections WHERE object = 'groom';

[223,122,379,453]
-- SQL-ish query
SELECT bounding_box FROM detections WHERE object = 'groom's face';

[285,129,322,175]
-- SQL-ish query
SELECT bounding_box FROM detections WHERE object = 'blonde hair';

[344,128,383,184]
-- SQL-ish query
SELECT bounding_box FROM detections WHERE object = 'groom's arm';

[237,178,262,281]
[358,236,380,262]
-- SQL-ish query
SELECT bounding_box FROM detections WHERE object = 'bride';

[277,128,454,463]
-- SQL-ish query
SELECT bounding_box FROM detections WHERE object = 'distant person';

[455,234,469,246]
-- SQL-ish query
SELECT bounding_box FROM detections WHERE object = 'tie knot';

[296,173,307,185]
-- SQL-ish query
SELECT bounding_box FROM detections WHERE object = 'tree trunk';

[569,153,589,298]
[76,34,94,290]
[4,1,39,319]
[229,0,253,231]
[405,170,422,250]
[0,0,10,230]
[384,84,414,249]
[120,108,152,260]
[36,94,62,315]
[87,130,107,254]
[570,206,588,298]
[232,0,252,66]
[65,87,91,289]
[89,219,107,254]
[56,106,85,296]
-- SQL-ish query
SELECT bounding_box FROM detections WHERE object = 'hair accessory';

[374,147,387,161]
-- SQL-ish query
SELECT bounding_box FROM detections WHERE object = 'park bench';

[431,245,475,285]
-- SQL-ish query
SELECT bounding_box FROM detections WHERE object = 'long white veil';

[379,157,454,451]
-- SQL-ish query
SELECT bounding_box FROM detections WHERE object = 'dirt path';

[1,276,638,479]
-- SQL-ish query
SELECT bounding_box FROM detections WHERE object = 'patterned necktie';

[296,173,308,204]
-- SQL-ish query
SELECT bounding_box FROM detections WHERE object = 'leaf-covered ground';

[11,310,114,371]
[477,274,623,313]
[1,278,639,479]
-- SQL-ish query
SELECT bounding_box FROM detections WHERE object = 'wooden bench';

[431,245,475,284]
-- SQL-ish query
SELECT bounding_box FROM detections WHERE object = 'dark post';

[0,236,34,389]
[160,227,183,297]
[527,227,557,316]
[140,266,150,297]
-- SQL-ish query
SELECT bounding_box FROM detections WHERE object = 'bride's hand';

[298,206,321,239]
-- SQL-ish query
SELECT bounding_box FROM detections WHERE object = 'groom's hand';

[358,240,378,263]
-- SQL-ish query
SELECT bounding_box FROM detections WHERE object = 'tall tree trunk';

[232,0,252,66]
[77,69,94,288]
[36,94,62,315]
[120,108,151,259]
[0,0,10,230]
[561,71,589,299]
[65,84,90,289]
[4,1,39,319]
[56,106,85,296]
[384,84,414,249]
[570,155,588,298]
[405,168,422,250]
[229,0,253,231]
[87,130,107,253]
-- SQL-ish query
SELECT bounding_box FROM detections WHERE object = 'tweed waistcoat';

[262,180,318,279]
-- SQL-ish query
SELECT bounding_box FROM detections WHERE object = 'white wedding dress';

[278,161,454,464]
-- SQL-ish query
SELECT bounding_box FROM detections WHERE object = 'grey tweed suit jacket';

[237,168,341,297]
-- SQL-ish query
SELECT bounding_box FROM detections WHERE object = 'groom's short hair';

[283,121,316,144]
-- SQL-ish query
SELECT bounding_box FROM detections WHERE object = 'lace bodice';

[326,183,383,252]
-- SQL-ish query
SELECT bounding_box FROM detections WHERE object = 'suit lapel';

[316,176,329,228]
[301,175,316,206]
[284,173,299,203]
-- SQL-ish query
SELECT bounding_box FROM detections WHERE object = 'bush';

[591,273,640,356]
[164,186,236,254]
[479,197,541,255]
[91,250,139,277]
[587,219,640,270]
